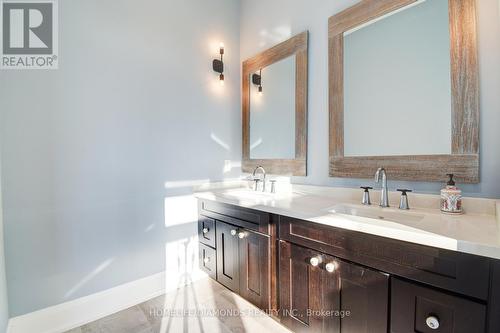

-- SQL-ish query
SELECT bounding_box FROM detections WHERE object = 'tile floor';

[65,278,291,333]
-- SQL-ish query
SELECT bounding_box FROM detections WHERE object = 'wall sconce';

[213,43,225,86]
[252,69,263,95]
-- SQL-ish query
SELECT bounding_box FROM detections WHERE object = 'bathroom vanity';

[195,186,500,333]
[218,0,493,331]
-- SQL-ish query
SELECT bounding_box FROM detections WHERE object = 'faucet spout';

[252,166,266,192]
[375,168,389,208]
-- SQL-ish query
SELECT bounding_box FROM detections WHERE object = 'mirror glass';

[343,0,452,157]
[249,56,296,159]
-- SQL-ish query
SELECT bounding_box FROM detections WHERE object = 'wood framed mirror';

[328,0,479,183]
[242,31,308,176]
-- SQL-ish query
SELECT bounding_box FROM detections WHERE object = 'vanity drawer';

[391,278,486,333]
[279,216,490,300]
[199,243,216,280]
[198,199,271,234]
[198,216,216,248]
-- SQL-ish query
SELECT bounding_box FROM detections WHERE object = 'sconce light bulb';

[219,74,225,86]
[258,86,263,95]
[219,42,225,55]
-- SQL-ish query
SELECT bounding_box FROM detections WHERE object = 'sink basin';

[329,204,425,224]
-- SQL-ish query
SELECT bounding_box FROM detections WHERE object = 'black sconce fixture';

[252,69,263,95]
[213,43,224,85]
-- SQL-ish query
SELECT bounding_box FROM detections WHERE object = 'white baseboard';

[6,271,206,333]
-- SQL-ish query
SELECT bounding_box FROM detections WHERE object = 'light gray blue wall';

[0,160,9,333]
[0,0,241,316]
[240,0,500,199]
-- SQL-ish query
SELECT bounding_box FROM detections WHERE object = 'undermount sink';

[329,204,425,224]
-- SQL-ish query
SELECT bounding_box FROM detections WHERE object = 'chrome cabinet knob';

[230,229,237,236]
[426,316,440,330]
[202,228,209,234]
[203,257,210,264]
[325,262,337,273]
[309,257,320,267]
[238,232,245,239]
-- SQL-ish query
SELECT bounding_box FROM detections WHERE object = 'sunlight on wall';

[223,160,241,174]
[164,178,245,191]
[210,133,231,151]
[164,195,198,227]
[64,258,115,299]
[144,223,156,233]
[164,179,211,189]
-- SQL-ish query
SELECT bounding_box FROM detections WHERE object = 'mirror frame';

[328,0,479,183]
[242,31,309,176]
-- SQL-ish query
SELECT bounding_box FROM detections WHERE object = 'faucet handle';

[360,187,373,205]
[253,178,261,191]
[397,189,413,195]
[269,180,277,194]
[397,189,412,210]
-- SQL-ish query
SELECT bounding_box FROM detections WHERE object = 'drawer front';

[279,216,490,300]
[199,199,271,234]
[198,216,216,248]
[199,243,216,280]
[391,278,486,333]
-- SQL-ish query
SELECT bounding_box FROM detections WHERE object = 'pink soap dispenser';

[440,174,463,214]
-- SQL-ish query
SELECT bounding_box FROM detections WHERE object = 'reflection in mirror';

[249,56,296,159]
[343,0,451,157]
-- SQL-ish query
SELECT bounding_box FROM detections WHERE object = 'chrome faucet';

[252,166,266,192]
[374,168,389,207]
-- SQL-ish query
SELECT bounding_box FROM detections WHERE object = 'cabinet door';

[337,258,389,333]
[239,229,270,311]
[279,241,389,333]
[279,241,340,333]
[216,221,240,292]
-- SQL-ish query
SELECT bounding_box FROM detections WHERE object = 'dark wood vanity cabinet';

[279,241,388,333]
[216,221,270,309]
[198,200,272,311]
[198,199,500,333]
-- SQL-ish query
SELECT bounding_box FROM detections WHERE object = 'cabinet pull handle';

[426,315,440,330]
[325,262,337,273]
[202,228,209,234]
[238,232,246,239]
[309,257,320,267]
[203,257,210,264]
[230,229,237,236]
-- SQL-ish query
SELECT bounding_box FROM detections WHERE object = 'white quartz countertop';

[194,184,500,260]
